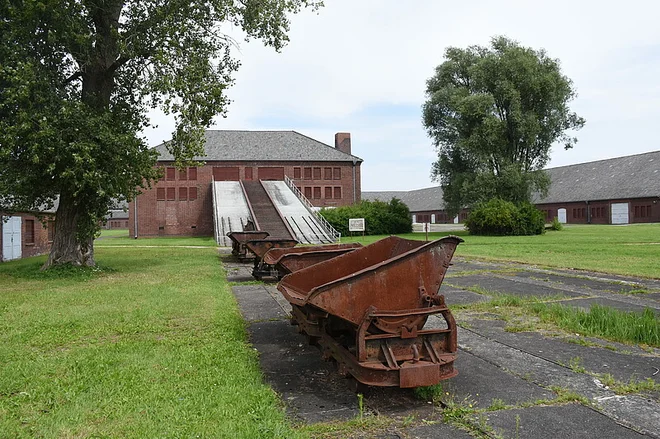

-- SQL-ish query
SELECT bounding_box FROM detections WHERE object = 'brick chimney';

[334,132,351,155]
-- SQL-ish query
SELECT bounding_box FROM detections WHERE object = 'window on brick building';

[313,167,321,180]
[158,167,165,181]
[313,187,321,199]
[635,205,651,218]
[47,220,55,242]
[167,187,176,201]
[324,167,332,180]
[179,168,187,180]
[157,187,166,201]
[333,167,341,180]
[304,187,312,198]
[179,187,188,201]
[188,167,197,180]
[304,167,312,180]
[25,219,35,244]
[334,187,341,199]
[325,187,332,198]
[294,167,301,179]
[189,187,198,200]
[166,167,176,181]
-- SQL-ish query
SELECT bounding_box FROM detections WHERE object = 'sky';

[144,0,660,191]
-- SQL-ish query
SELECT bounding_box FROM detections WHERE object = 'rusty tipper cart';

[260,242,363,279]
[226,231,270,260]
[277,235,463,388]
[244,238,298,280]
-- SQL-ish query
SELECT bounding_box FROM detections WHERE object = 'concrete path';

[224,255,660,438]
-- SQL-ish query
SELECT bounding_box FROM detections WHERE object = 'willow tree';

[422,36,585,217]
[0,0,321,268]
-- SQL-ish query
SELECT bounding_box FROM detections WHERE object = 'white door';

[2,216,22,261]
[431,214,436,224]
[453,215,459,224]
[558,208,567,224]
[611,203,629,224]
[412,214,416,223]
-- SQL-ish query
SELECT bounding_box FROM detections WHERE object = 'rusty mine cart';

[258,242,364,280]
[277,235,463,388]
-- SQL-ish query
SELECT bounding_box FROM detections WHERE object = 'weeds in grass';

[595,374,659,395]
[568,357,587,374]
[487,398,508,411]
[530,304,659,347]
[441,396,476,426]
[413,383,444,403]
[627,289,650,295]
[459,293,659,347]
[357,393,364,421]
[566,337,597,348]
[549,386,590,405]
[300,416,393,438]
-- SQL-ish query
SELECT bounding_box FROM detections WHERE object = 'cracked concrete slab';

[439,286,490,306]
[463,318,660,385]
[226,258,659,438]
[513,270,645,293]
[458,327,660,437]
[446,274,585,298]
[248,320,359,423]
[485,404,647,438]
[233,284,288,321]
[443,349,556,408]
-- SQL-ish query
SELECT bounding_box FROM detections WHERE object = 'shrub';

[465,198,545,236]
[516,202,546,235]
[550,216,563,231]
[320,198,412,236]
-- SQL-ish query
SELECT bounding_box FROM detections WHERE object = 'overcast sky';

[144,0,660,191]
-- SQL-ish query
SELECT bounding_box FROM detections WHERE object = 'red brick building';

[1,212,55,262]
[129,130,362,237]
[363,150,660,226]
[533,151,660,224]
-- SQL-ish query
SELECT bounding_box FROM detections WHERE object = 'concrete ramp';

[212,181,251,246]
[262,181,335,244]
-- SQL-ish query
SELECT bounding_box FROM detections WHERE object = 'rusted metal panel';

[261,243,363,278]
[245,238,298,279]
[277,235,463,388]
[245,238,298,259]
[226,231,270,260]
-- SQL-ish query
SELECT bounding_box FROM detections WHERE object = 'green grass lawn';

[1,225,658,437]
[342,223,660,278]
[97,228,130,238]
[0,241,302,438]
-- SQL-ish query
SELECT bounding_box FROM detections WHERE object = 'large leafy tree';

[422,36,585,217]
[0,0,320,268]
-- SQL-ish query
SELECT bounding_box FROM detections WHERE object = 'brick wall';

[1,213,53,261]
[536,198,660,224]
[129,160,362,237]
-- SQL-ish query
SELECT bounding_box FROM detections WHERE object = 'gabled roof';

[534,150,660,204]
[363,150,660,212]
[362,186,445,212]
[155,130,362,163]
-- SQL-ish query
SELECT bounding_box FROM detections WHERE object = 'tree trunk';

[42,192,95,269]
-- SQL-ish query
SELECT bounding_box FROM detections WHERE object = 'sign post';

[349,218,365,238]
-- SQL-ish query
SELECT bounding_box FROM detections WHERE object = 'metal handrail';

[284,175,341,242]
[211,176,221,245]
